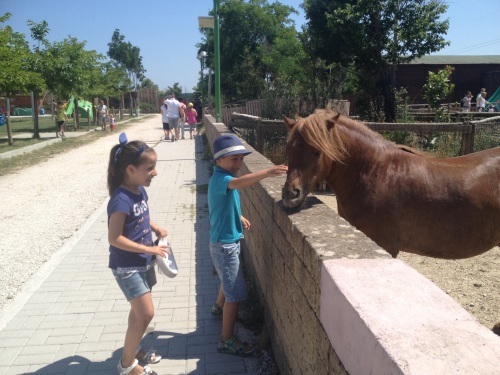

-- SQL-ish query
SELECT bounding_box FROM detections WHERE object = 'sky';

[2,0,499,94]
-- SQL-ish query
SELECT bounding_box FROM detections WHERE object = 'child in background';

[185,103,198,139]
[208,134,287,356]
[55,101,68,138]
[109,114,116,131]
[107,132,169,375]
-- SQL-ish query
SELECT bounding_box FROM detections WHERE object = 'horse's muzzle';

[282,184,304,208]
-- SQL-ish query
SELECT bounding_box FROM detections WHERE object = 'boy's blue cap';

[213,134,251,161]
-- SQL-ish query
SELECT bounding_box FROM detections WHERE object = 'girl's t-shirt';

[56,107,65,122]
[186,108,197,124]
[107,186,154,270]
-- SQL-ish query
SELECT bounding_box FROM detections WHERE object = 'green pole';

[214,0,221,122]
[200,57,205,103]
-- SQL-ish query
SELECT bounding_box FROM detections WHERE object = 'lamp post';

[197,51,207,104]
[213,0,221,122]
[198,1,220,122]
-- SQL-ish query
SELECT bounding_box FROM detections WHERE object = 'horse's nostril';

[282,186,300,200]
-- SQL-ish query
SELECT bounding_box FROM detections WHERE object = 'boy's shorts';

[112,267,157,302]
[162,122,170,130]
[210,241,248,302]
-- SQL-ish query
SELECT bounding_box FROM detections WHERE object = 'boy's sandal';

[217,335,255,357]
[135,346,162,364]
[211,303,223,318]
[117,358,157,375]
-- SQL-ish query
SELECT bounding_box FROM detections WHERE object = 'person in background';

[160,99,171,141]
[476,88,486,112]
[164,94,181,141]
[185,102,198,139]
[477,91,490,112]
[178,98,187,139]
[193,98,202,123]
[97,100,108,130]
[208,134,287,356]
[461,91,472,112]
[55,101,68,138]
[109,114,116,131]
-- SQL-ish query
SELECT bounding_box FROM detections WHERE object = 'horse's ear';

[283,115,296,130]
[326,113,340,130]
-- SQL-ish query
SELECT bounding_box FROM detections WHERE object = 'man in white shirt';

[97,100,108,130]
[164,94,181,141]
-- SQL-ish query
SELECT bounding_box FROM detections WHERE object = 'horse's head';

[281,110,346,209]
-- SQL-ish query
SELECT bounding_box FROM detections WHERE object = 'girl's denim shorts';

[209,241,248,303]
[112,266,157,302]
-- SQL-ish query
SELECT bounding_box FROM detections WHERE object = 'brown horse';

[281,109,500,259]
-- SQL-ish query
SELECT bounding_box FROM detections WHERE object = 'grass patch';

[0,116,152,177]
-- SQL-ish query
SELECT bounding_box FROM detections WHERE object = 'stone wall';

[203,115,387,374]
[203,115,500,375]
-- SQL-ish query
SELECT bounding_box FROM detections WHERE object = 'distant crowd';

[461,88,500,112]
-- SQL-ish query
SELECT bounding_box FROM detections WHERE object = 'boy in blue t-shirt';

[208,134,287,356]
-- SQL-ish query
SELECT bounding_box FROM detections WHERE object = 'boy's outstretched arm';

[228,164,288,190]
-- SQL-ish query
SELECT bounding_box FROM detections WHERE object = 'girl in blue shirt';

[108,133,169,375]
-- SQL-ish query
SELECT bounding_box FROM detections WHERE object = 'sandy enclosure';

[312,191,500,332]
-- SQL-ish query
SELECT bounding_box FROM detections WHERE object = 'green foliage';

[395,87,414,123]
[302,0,449,121]
[107,29,146,89]
[37,37,103,99]
[0,14,43,95]
[27,19,49,49]
[162,83,183,99]
[422,65,455,121]
[201,0,303,102]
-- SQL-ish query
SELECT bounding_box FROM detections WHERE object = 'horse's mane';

[291,109,428,163]
[290,109,348,164]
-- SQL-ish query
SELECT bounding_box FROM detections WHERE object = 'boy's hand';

[241,216,251,230]
[267,164,288,177]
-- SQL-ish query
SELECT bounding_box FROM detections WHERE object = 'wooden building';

[396,55,500,104]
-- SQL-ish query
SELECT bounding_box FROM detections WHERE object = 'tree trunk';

[375,69,396,123]
[6,97,13,146]
[33,91,40,139]
[73,97,79,130]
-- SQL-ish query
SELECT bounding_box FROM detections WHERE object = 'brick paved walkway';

[0,117,260,374]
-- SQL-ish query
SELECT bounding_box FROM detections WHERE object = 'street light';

[198,0,221,122]
[213,0,221,122]
[198,51,207,112]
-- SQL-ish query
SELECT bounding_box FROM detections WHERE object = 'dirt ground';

[313,192,500,332]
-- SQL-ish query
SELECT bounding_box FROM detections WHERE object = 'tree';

[107,29,146,112]
[27,19,49,49]
[302,0,449,121]
[163,83,183,99]
[423,65,454,121]
[37,37,103,129]
[140,78,158,90]
[27,19,50,138]
[200,0,303,103]
[0,13,43,144]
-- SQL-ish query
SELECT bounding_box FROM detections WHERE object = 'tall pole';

[214,0,221,122]
[199,58,204,103]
